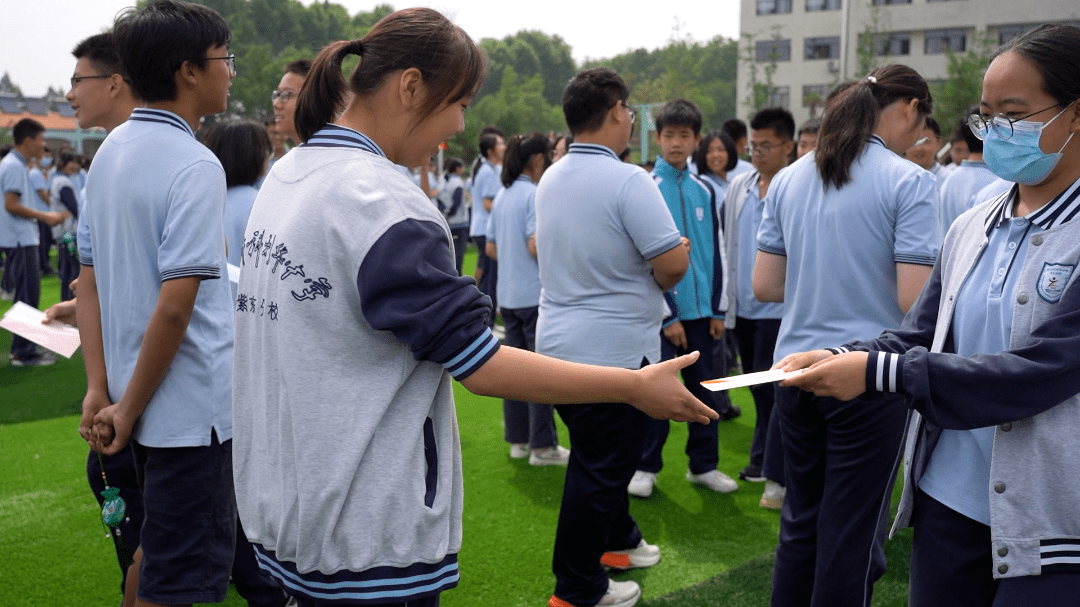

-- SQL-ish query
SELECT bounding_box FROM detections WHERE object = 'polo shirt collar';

[567,143,619,161]
[128,108,195,138]
[868,134,886,149]
[301,123,386,158]
[8,149,26,166]
[984,178,1080,236]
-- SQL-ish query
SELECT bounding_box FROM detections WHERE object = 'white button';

[998,268,1006,276]
[1008,242,1017,249]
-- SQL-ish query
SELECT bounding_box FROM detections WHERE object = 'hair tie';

[866,75,878,84]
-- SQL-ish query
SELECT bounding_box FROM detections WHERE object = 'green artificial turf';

[1,248,913,606]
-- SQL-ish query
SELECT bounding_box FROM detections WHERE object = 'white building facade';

[736,0,1080,126]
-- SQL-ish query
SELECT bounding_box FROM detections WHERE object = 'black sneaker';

[718,404,742,421]
[739,463,766,482]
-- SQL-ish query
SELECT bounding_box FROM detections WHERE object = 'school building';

[735,0,1080,126]
[0,92,105,156]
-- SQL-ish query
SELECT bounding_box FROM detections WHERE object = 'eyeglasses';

[70,74,113,88]
[207,54,236,74]
[748,141,788,156]
[624,102,637,124]
[966,103,1062,141]
[271,90,297,104]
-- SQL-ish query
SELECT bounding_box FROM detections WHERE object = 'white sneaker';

[492,324,506,340]
[0,289,13,301]
[627,470,656,498]
[548,579,640,607]
[760,479,786,510]
[509,443,529,459]
[686,469,739,493]
[598,579,641,607]
[529,445,570,466]
[601,538,660,570]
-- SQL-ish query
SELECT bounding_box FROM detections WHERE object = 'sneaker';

[686,469,739,493]
[0,289,13,301]
[738,463,766,482]
[492,324,506,340]
[529,445,570,466]
[718,404,742,421]
[760,480,786,510]
[10,351,58,367]
[509,443,529,459]
[627,470,656,498]
[549,579,640,607]
[601,538,660,570]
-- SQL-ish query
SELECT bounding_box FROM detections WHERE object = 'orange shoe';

[549,579,641,607]
[600,539,660,570]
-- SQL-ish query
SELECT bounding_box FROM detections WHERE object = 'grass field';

[0,253,914,606]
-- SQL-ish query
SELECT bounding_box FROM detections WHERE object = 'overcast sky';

[2,0,742,97]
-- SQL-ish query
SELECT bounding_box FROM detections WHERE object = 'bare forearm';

[5,195,48,222]
[76,268,109,395]
[461,346,639,405]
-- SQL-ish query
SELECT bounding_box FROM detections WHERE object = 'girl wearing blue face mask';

[775,24,1080,607]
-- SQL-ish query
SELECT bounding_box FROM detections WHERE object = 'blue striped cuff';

[826,347,850,355]
[757,243,787,256]
[252,545,458,604]
[160,265,221,281]
[865,351,903,394]
[440,329,500,380]
[894,253,937,266]
[80,258,93,267]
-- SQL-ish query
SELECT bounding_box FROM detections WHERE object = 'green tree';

[476,31,576,106]
[740,27,782,119]
[930,32,996,139]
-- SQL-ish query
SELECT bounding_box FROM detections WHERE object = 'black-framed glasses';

[967,103,1062,141]
[624,102,637,125]
[70,74,113,88]
[271,90,297,104]
[748,141,789,156]
[207,54,236,74]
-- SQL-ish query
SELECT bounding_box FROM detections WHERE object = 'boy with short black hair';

[724,106,795,508]
[77,1,238,605]
[0,117,67,366]
[631,98,734,498]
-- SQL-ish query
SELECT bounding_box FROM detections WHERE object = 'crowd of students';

[2,2,1079,606]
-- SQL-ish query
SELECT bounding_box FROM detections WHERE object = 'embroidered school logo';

[696,206,705,222]
[1037,263,1074,303]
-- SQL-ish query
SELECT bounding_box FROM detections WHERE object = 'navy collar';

[984,178,1080,236]
[567,143,619,161]
[301,123,386,158]
[868,134,886,148]
[128,108,195,138]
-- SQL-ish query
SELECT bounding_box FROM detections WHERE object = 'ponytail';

[295,39,362,143]
[816,64,932,190]
[501,132,551,187]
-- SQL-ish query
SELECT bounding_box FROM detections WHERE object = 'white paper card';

[0,301,81,358]
[701,368,804,392]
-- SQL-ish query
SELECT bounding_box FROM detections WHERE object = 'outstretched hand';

[630,352,719,423]
[780,351,868,401]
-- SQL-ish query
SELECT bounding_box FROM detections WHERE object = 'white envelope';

[0,301,81,358]
[701,368,804,392]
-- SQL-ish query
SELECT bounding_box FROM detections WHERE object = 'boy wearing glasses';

[630,99,735,499]
[76,1,238,605]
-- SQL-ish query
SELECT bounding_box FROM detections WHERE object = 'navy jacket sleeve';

[842,260,1080,430]
[357,218,498,380]
[59,186,79,217]
[447,186,463,217]
[708,184,725,318]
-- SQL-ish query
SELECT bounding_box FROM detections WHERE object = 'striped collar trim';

[868,134,886,148]
[514,175,533,185]
[984,177,1080,236]
[127,108,194,138]
[567,143,619,160]
[301,123,386,158]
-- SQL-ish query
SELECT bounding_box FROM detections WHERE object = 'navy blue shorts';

[131,431,236,604]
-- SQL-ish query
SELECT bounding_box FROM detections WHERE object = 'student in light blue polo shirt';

[753,65,939,607]
[484,132,568,466]
[778,25,1080,605]
[722,107,795,506]
[538,67,692,607]
[0,118,67,365]
[937,108,1000,238]
[77,2,238,604]
[470,127,504,323]
[203,120,272,266]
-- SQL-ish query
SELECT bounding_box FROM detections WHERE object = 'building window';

[756,39,792,62]
[806,0,840,10]
[767,86,791,110]
[997,24,1034,45]
[757,0,793,15]
[802,85,830,108]
[804,36,840,60]
[871,0,910,4]
[876,33,911,56]
[925,29,967,54]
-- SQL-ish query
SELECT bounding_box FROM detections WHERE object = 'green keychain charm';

[100,485,127,529]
